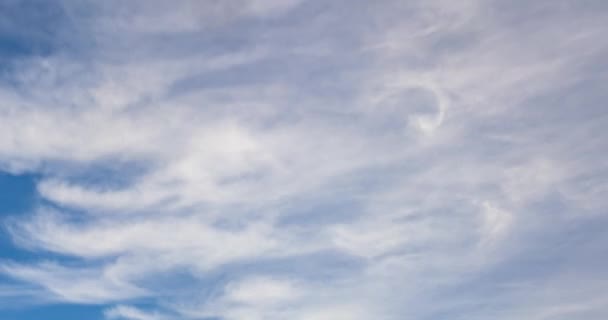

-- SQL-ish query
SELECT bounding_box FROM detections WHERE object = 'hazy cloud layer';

[1,1,607,319]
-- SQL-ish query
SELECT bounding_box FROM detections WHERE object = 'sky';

[0,0,607,319]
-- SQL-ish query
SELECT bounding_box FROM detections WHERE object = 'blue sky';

[0,1,607,319]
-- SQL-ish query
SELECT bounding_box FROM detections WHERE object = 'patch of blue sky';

[0,303,106,320]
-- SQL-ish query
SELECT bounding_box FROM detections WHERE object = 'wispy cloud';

[0,0,607,319]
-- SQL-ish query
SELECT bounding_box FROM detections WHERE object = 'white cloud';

[0,262,146,303]
[105,305,168,320]
[1,0,607,319]
[478,201,513,247]
[8,208,279,268]
[224,277,302,306]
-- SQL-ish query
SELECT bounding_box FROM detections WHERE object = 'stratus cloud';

[1,0,607,319]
